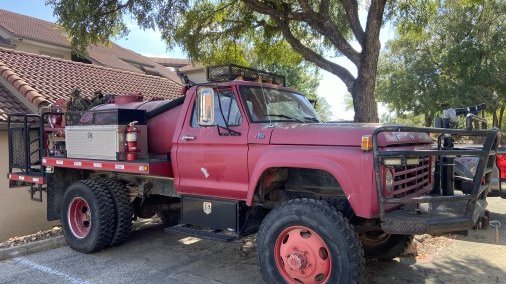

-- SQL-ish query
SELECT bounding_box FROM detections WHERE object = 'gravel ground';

[0,197,504,283]
[0,227,62,249]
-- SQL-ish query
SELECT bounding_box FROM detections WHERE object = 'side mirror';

[197,87,215,126]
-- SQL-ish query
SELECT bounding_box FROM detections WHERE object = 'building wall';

[186,70,207,84]
[0,130,57,242]
[13,39,71,60]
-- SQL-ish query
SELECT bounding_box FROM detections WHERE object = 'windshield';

[239,86,320,123]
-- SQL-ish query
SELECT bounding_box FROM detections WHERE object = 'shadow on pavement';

[366,255,503,283]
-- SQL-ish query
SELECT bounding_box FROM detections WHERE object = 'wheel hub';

[287,252,308,270]
[68,197,91,239]
[274,226,332,283]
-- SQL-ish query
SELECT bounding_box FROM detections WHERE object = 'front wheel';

[257,198,364,284]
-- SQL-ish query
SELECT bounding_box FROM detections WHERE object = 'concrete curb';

[0,236,67,261]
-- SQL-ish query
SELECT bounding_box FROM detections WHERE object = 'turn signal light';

[361,135,372,151]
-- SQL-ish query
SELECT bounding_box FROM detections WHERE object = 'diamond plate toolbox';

[65,125,147,160]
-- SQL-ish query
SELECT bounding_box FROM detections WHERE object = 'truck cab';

[7,64,500,284]
[174,82,323,201]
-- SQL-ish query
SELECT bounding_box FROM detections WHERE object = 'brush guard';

[373,126,499,235]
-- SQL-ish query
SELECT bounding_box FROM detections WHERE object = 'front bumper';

[372,125,499,235]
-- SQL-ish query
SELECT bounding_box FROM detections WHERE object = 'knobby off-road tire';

[360,232,413,261]
[96,178,133,246]
[61,180,116,253]
[257,198,365,284]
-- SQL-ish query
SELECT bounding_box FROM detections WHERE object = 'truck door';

[176,87,249,200]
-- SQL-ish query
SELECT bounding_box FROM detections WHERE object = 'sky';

[0,0,393,120]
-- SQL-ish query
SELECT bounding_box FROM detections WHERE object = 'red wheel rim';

[274,226,332,284]
[68,197,91,239]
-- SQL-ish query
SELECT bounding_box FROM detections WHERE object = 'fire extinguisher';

[126,121,139,161]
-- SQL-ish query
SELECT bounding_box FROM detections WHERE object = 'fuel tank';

[91,96,185,154]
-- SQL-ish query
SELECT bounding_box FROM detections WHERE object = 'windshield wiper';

[265,113,304,123]
[303,116,320,123]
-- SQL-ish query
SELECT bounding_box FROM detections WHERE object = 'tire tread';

[65,179,116,252]
[257,198,365,283]
[95,178,133,246]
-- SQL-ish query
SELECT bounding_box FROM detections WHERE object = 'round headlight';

[385,169,394,189]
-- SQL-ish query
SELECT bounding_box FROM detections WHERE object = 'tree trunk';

[492,109,498,128]
[351,75,378,123]
[499,104,505,130]
[424,113,434,127]
[350,0,385,123]
[351,40,381,123]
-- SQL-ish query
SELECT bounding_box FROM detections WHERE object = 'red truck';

[7,65,501,283]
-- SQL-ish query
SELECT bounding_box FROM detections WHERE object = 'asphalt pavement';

[0,198,505,284]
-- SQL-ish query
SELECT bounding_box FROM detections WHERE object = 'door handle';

[182,135,196,141]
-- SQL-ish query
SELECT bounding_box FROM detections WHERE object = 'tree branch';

[363,0,386,49]
[296,0,361,65]
[194,1,236,34]
[244,0,361,66]
[274,19,356,89]
[97,0,133,17]
[319,0,330,14]
[312,16,361,65]
[241,0,285,18]
[340,0,365,44]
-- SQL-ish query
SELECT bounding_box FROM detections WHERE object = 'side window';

[191,90,243,128]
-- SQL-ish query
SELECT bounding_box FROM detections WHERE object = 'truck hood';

[269,123,433,147]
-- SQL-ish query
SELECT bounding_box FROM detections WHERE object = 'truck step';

[382,214,472,235]
[165,224,238,242]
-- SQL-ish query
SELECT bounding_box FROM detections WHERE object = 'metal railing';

[7,114,43,176]
[372,125,499,220]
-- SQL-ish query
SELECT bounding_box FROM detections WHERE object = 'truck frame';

[6,65,501,283]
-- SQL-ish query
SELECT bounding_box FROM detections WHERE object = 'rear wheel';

[61,180,115,253]
[96,178,133,246]
[257,198,364,284]
[360,231,413,261]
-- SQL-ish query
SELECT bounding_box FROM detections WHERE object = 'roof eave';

[0,75,39,113]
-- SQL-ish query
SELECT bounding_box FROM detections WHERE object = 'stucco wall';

[13,39,71,60]
[187,70,207,84]
[0,130,57,242]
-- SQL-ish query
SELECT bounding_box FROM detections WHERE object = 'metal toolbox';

[65,125,148,160]
[181,196,239,232]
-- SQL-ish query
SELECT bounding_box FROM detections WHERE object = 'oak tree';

[49,0,390,122]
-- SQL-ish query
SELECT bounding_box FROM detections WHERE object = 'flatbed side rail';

[372,125,499,222]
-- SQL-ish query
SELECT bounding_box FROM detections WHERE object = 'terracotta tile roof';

[0,9,182,84]
[0,48,182,112]
[0,9,70,48]
[87,45,144,74]
[88,44,182,83]
[0,83,31,121]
